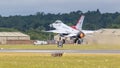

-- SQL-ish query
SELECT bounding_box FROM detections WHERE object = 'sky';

[0,0,120,16]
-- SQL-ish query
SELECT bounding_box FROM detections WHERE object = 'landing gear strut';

[74,38,83,44]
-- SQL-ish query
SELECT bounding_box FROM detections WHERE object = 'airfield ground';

[0,44,120,50]
[0,44,120,68]
[0,53,120,68]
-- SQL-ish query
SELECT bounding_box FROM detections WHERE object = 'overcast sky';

[0,0,120,16]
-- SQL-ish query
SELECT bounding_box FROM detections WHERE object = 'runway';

[0,49,120,54]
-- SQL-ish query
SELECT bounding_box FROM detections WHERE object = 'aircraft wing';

[45,30,78,37]
[49,20,79,34]
[65,33,77,37]
[82,30,95,34]
[44,30,69,34]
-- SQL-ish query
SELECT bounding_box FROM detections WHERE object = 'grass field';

[0,53,120,68]
[0,44,120,68]
[0,44,120,50]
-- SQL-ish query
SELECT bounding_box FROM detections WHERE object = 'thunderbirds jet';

[45,15,94,43]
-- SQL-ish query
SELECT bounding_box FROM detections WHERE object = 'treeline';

[0,9,120,40]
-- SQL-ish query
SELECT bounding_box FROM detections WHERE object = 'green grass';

[0,53,120,68]
[0,44,120,50]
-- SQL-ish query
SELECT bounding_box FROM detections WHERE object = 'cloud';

[0,0,120,16]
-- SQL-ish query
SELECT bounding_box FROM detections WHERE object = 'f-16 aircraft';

[45,15,94,44]
[46,15,85,43]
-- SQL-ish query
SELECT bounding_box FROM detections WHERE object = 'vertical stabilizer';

[76,15,85,30]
